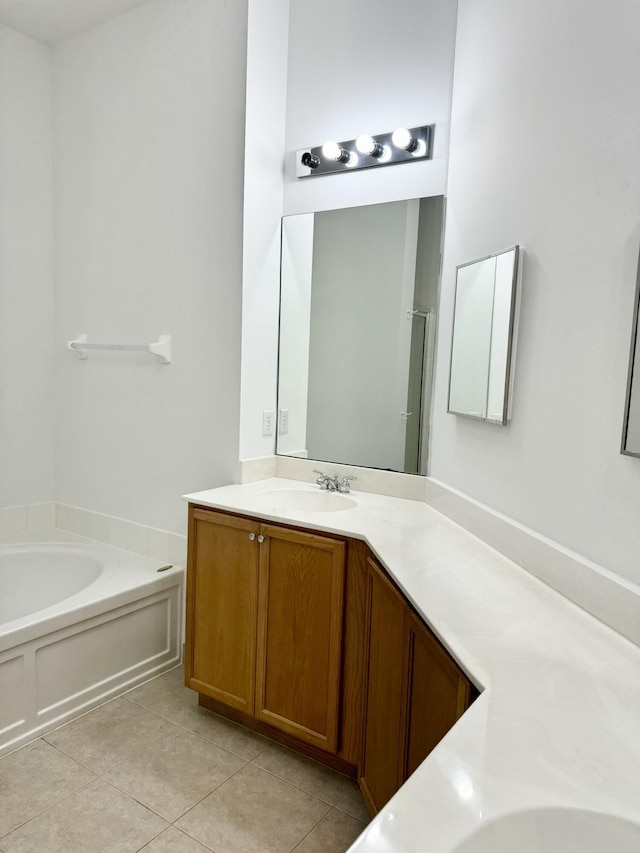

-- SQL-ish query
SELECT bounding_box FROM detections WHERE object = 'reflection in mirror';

[448,246,520,425]
[277,197,445,475]
[621,254,640,457]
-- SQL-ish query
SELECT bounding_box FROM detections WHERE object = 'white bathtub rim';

[0,537,184,653]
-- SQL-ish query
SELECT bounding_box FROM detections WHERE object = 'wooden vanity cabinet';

[185,506,347,755]
[186,505,476,810]
[185,508,259,715]
[255,524,345,752]
[401,611,473,782]
[360,556,475,815]
[359,557,407,813]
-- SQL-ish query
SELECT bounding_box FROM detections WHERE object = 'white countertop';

[183,479,640,851]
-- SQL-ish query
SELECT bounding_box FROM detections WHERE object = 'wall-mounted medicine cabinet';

[621,250,640,457]
[448,246,521,425]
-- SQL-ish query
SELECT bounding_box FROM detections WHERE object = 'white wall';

[431,0,640,586]
[239,0,458,459]
[0,25,55,508]
[238,0,289,461]
[53,0,248,533]
[283,0,458,217]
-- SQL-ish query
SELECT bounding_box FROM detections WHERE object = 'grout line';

[250,751,350,807]
[123,679,273,763]
[0,759,98,842]
[43,699,176,777]
[3,669,364,850]
[172,758,252,828]
[288,807,332,852]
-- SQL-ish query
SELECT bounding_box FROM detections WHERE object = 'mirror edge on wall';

[447,244,521,426]
[276,196,446,477]
[620,247,640,458]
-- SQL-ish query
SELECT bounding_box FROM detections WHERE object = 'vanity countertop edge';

[182,478,640,852]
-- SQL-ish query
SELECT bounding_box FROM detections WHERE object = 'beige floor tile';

[0,739,95,838]
[139,825,214,852]
[166,663,185,681]
[44,697,177,773]
[334,779,371,823]
[253,742,355,805]
[105,728,246,821]
[126,673,269,760]
[0,778,167,853]
[176,763,331,853]
[293,808,367,852]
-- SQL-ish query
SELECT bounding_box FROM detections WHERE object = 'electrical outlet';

[262,410,275,436]
[279,409,289,435]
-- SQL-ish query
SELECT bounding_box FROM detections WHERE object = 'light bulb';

[355,134,383,157]
[391,127,418,152]
[322,140,350,163]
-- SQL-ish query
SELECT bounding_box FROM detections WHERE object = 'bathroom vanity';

[183,479,640,852]
[184,501,476,815]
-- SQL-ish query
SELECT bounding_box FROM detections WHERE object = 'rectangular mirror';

[448,246,521,425]
[277,197,445,475]
[621,252,640,457]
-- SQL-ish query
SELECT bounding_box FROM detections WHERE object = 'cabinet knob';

[257,535,265,543]
[249,533,256,541]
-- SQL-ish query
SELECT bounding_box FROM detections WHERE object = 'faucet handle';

[313,469,330,487]
[338,475,357,493]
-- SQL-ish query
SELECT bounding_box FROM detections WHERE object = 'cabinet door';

[185,508,259,714]
[401,611,473,780]
[359,557,408,814]
[255,525,346,752]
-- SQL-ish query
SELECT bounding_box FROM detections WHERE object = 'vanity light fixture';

[355,133,384,157]
[296,124,433,178]
[322,140,352,163]
[391,127,419,152]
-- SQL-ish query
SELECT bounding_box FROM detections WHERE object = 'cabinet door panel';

[360,557,408,814]
[256,525,345,752]
[402,611,472,779]
[185,508,259,714]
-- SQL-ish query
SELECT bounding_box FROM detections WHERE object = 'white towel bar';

[67,334,171,364]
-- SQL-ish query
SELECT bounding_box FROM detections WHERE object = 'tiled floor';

[0,666,370,853]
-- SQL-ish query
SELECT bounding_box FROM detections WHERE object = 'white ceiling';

[0,0,152,44]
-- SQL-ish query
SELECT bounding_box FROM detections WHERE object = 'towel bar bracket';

[67,334,171,364]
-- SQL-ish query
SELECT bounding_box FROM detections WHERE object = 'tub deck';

[0,531,184,757]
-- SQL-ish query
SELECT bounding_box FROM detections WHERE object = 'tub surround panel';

[35,596,172,713]
[0,656,24,737]
[183,479,640,852]
[0,536,183,757]
[55,503,187,568]
[0,503,55,538]
[0,502,188,568]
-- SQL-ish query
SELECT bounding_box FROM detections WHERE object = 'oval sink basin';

[452,808,640,853]
[250,489,356,513]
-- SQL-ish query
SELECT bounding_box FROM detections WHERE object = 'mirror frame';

[447,245,521,426]
[621,251,640,458]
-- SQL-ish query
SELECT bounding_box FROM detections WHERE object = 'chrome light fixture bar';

[296,125,433,178]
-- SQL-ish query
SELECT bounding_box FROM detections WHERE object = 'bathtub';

[0,535,184,757]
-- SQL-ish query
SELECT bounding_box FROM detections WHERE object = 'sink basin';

[452,808,640,853]
[250,489,356,513]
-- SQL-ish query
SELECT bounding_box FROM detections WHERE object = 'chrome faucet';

[313,470,357,494]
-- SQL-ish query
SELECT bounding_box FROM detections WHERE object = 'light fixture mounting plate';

[296,125,433,178]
